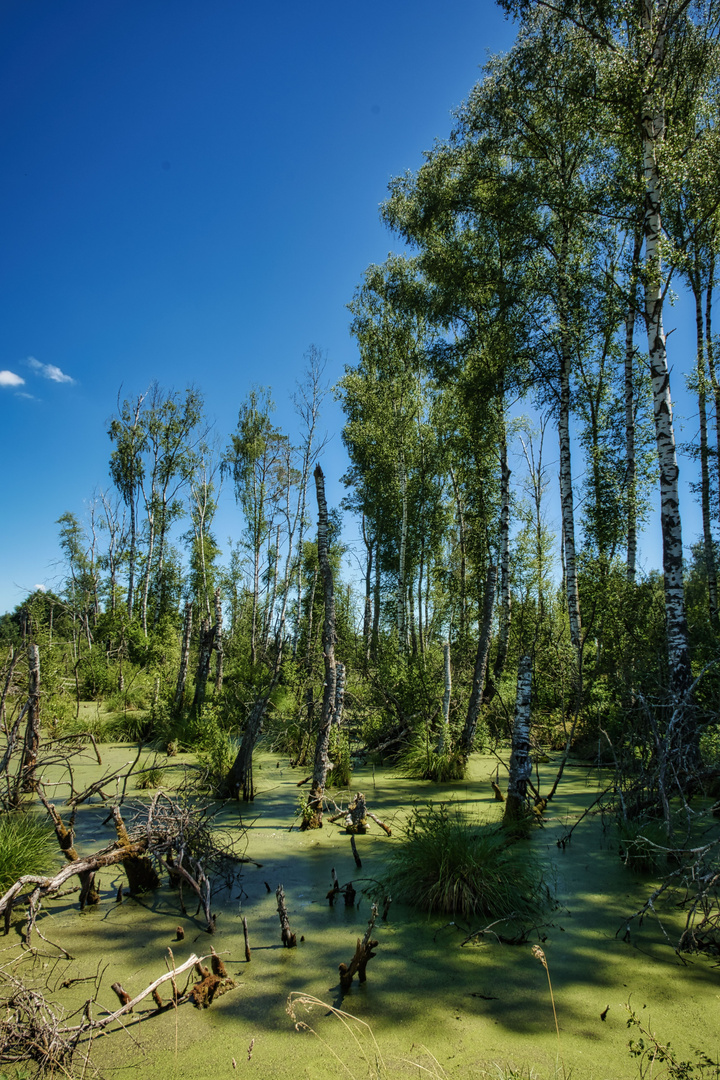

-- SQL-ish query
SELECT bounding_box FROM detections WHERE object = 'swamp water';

[16,747,720,1079]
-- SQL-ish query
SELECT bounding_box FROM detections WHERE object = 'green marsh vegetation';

[2,0,720,1070]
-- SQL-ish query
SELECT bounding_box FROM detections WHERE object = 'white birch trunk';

[558,243,582,658]
[705,256,720,531]
[397,450,408,650]
[641,0,691,695]
[437,641,452,755]
[504,654,532,824]
[332,662,346,727]
[494,435,512,680]
[213,586,224,693]
[624,227,642,583]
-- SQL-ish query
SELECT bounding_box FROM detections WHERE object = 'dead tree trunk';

[226,686,276,801]
[437,642,451,755]
[192,616,215,714]
[276,884,297,947]
[112,806,160,894]
[339,903,379,992]
[303,465,337,829]
[461,565,497,758]
[213,587,224,693]
[20,645,41,793]
[174,602,193,712]
[504,655,533,825]
[38,792,99,907]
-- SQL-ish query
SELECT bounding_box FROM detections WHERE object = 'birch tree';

[499,0,720,701]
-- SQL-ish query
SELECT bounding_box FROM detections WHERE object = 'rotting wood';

[338,904,379,992]
[243,915,251,961]
[210,948,227,976]
[276,884,297,948]
[113,806,160,893]
[0,841,151,944]
[335,792,391,836]
[20,644,41,793]
[345,792,367,833]
[95,951,204,1027]
[110,983,132,1011]
[38,789,100,908]
[326,867,356,907]
[367,811,391,836]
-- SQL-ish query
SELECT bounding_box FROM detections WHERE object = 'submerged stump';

[339,904,379,992]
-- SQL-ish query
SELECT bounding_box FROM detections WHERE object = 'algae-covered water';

[17,748,720,1079]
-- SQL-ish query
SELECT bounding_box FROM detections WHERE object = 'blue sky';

[0,0,705,615]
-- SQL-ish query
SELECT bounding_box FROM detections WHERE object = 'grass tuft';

[384,802,549,921]
[398,735,466,782]
[0,813,57,892]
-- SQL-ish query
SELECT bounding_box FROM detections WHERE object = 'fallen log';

[0,841,151,946]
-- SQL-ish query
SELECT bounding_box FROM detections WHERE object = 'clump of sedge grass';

[385,802,549,921]
[399,735,466,782]
[136,756,166,789]
[0,813,57,892]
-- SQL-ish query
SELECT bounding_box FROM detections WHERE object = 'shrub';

[192,707,236,794]
[385,802,549,922]
[0,813,57,892]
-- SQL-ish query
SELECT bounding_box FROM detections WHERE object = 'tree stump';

[339,904,379,992]
[113,806,160,893]
[276,884,297,948]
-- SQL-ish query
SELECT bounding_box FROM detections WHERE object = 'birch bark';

[641,0,691,694]
[504,654,533,824]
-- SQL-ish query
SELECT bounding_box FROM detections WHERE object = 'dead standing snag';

[276,884,297,947]
[339,904,379,992]
[302,465,337,829]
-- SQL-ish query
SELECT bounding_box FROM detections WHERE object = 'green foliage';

[326,728,352,788]
[701,726,720,768]
[0,813,56,892]
[76,645,116,700]
[626,1004,720,1080]
[294,794,316,827]
[191,706,236,793]
[385,802,549,921]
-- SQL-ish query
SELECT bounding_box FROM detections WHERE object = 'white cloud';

[27,356,75,384]
[34,584,46,592]
[0,369,25,387]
